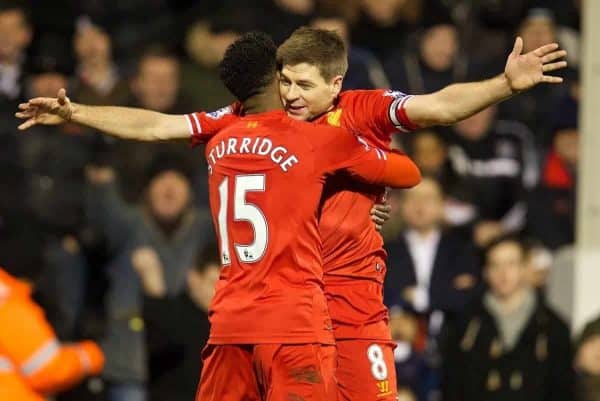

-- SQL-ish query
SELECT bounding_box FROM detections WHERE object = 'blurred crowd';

[0,0,597,401]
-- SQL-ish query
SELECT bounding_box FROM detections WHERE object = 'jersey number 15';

[217,174,269,265]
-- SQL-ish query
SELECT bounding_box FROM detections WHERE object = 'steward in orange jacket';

[0,267,104,400]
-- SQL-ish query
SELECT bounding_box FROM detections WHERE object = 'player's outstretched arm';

[15,88,190,141]
[404,37,567,127]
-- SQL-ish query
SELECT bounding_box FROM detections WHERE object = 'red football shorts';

[336,340,397,401]
[196,344,337,401]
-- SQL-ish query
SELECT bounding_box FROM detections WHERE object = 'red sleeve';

[317,127,421,189]
[0,298,104,394]
[350,89,418,138]
[185,102,242,147]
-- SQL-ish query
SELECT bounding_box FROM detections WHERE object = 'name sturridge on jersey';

[206,136,299,174]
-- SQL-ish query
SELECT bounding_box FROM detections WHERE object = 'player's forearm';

[409,74,514,127]
[70,103,182,141]
[381,153,422,188]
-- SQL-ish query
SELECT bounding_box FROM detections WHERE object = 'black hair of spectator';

[553,95,578,132]
[0,0,31,24]
[27,33,74,76]
[144,152,194,187]
[218,31,277,102]
[209,7,258,35]
[135,44,179,75]
[484,233,527,265]
[193,243,221,274]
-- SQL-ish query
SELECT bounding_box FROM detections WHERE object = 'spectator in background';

[311,12,389,89]
[385,178,480,401]
[498,8,568,149]
[384,19,475,94]
[181,17,237,110]
[351,0,421,61]
[575,315,600,401]
[77,0,177,73]
[0,265,104,401]
[527,83,578,250]
[19,33,96,237]
[0,0,32,112]
[85,156,212,401]
[72,17,129,106]
[261,0,315,44]
[445,105,538,247]
[406,130,469,213]
[114,46,201,201]
[441,235,574,401]
[134,243,218,401]
[385,178,480,319]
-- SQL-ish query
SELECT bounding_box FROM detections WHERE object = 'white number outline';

[367,344,389,381]
[217,174,269,265]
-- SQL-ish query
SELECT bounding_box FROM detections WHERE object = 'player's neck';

[242,81,282,115]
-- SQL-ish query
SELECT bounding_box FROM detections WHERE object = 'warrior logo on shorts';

[376,380,391,397]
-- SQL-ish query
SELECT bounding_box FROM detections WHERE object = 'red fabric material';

[542,151,573,189]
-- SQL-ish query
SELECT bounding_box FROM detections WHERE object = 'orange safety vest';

[0,268,104,400]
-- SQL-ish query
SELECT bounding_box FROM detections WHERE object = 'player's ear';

[330,75,343,97]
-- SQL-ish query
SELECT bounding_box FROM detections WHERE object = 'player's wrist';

[499,72,517,95]
[68,102,80,123]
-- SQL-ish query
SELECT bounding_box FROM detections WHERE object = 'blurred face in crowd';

[554,128,579,167]
[275,0,315,15]
[311,17,349,44]
[420,24,458,72]
[485,241,527,300]
[519,16,556,53]
[455,106,496,141]
[401,178,445,233]
[577,334,600,376]
[133,55,180,112]
[74,24,111,66]
[412,131,447,175]
[187,263,220,311]
[0,8,31,63]
[147,170,191,223]
[279,62,342,121]
[186,23,239,68]
[362,0,404,27]
[29,72,68,98]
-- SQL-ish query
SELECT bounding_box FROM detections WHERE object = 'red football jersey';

[312,89,416,340]
[187,89,416,341]
[203,109,414,344]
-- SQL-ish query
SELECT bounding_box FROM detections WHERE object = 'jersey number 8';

[367,344,388,381]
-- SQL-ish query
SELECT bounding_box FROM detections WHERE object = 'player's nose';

[284,84,300,101]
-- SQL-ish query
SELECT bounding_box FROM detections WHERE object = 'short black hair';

[484,234,526,264]
[218,31,277,102]
[0,0,31,24]
[136,45,178,75]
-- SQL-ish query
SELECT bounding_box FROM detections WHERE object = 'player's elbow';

[404,162,422,187]
[384,156,422,188]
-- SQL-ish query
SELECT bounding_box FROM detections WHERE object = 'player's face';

[485,242,527,299]
[279,63,342,121]
[147,171,191,223]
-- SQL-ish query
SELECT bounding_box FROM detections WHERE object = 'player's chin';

[286,106,310,121]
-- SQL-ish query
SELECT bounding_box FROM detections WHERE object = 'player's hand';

[504,37,567,92]
[15,88,74,130]
[371,202,392,231]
